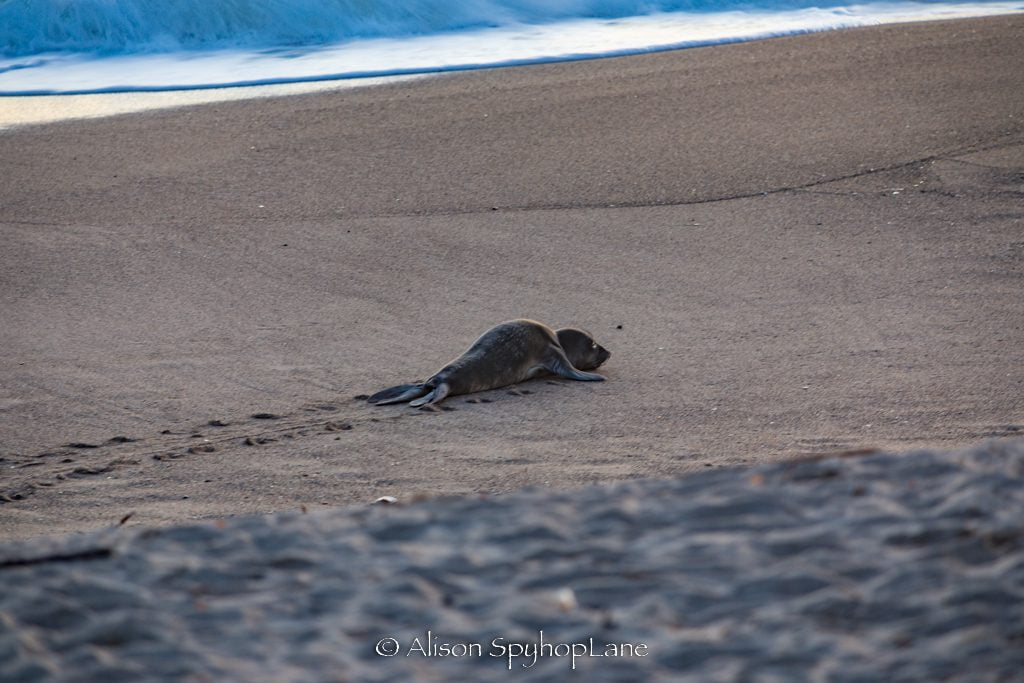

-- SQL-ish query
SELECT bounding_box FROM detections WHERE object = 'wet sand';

[1,16,1023,540]
[0,76,425,131]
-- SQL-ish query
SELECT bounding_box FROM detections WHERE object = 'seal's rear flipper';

[368,383,427,405]
[410,382,451,407]
[544,349,606,382]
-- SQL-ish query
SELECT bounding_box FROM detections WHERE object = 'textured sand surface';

[1,441,1022,681]
[1,17,1023,539]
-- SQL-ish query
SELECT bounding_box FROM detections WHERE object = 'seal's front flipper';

[544,349,606,382]
[410,382,451,407]
[368,383,427,405]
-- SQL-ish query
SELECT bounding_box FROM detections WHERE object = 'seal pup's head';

[556,328,611,371]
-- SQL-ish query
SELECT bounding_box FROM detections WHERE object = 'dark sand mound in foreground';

[2,440,1022,681]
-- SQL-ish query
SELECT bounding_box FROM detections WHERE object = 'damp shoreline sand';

[1,16,1023,541]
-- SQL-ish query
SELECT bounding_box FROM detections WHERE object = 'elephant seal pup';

[368,319,611,408]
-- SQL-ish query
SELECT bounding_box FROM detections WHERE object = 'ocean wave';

[2,1,1020,95]
[0,0,966,57]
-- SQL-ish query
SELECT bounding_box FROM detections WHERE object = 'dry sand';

[2,442,1022,681]
[1,16,1023,540]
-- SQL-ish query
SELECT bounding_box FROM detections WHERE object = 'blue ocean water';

[0,0,1021,94]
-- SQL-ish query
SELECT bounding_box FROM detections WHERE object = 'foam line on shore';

[1,2,1021,96]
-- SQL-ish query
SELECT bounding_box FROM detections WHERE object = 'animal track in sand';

[979,424,1024,438]
[1,401,370,504]
[1,379,570,504]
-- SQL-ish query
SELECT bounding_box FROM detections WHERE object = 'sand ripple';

[1,441,1022,681]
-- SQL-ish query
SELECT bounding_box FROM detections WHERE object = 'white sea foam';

[1,1,1020,96]
[8,0,1005,57]
[0,0,1019,100]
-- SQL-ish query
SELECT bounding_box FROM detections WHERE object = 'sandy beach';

[2,16,1023,542]
[2,440,1023,680]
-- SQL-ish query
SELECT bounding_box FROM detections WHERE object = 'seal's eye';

[591,343,597,349]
